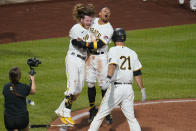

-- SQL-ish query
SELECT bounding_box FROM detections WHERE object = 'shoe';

[190,0,196,11]
[61,117,75,125]
[105,114,113,125]
[179,0,184,5]
[88,106,98,123]
[60,117,69,124]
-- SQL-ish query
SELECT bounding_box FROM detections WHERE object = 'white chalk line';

[72,99,196,121]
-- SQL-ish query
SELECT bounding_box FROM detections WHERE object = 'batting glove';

[141,88,146,102]
[102,77,111,91]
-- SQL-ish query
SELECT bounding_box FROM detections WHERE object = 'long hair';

[72,3,95,22]
[9,67,21,83]
[9,67,24,97]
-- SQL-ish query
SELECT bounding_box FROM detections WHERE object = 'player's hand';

[102,77,111,90]
[141,88,146,102]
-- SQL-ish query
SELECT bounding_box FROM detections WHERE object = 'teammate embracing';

[86,7,114,124]
[55,3,105,126]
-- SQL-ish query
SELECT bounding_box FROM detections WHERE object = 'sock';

[88,86,96,109]
[65,95,73,109]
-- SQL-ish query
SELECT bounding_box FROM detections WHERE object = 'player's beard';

[102,15,109,23]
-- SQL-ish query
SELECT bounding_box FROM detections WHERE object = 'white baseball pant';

[88,84,141,131]
[86,54,108,88]
[55,52,86,117]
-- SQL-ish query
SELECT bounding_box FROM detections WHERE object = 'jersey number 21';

[120,56,131,70]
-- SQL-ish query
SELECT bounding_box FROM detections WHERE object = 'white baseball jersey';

[68,23,92,57]
[109,46,142,83]
[88,45,142,131]
[86,18,113,87]
[90,17,113,53]
[55,23,92,118]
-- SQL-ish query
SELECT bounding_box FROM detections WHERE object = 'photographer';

[3,67,36,131]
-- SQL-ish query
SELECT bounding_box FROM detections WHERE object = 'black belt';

[71,52,86,60]
[114,82,132,85]
[90,51,104,55]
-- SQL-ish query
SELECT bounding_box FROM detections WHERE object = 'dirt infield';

[0,0,196,44]
[48,99,196,131]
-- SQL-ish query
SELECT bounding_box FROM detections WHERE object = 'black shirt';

[3,82,31,116]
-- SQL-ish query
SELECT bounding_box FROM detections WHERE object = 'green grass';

[0,24,196,130]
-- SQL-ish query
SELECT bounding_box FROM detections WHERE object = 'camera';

[27,58,41,75]
[27,57,41,67]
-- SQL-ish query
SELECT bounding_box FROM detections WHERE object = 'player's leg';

[86,55,98,122]
[88,87,112,131]
[87,82,98,123]
[120,85,141,131]
[64,57,86,124]
[102,88,112,125]
[86,55,97,108]
[89,84,124,131]
[97,55,113,124]
[88,83,96,108]
[60,55,77,125]
[87,81,98,123]
[102,87,112,125]
[58,55,85,125]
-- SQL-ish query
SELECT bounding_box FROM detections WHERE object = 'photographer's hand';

[30,75,35,81]
[29,75,36,94]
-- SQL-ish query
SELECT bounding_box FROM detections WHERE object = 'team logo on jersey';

[104,35,109,40]
[90,27,101,39]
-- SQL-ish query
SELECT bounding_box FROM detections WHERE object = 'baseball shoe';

[179,0,184,5]
[88,106,98,123]
[60,117,75,125]
[105,114,113,125]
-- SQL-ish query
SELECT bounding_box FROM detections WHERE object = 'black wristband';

[71,39,87,49]
[133,70,142,76]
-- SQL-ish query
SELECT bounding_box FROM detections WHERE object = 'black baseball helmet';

[112,28,126,42]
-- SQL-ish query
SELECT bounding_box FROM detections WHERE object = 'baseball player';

[88,28,146,131]
[55,3,105,126]
[85,7,114,124]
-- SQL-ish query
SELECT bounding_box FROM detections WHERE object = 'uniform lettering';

[90,27,102,39]
[120,56,131,70]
